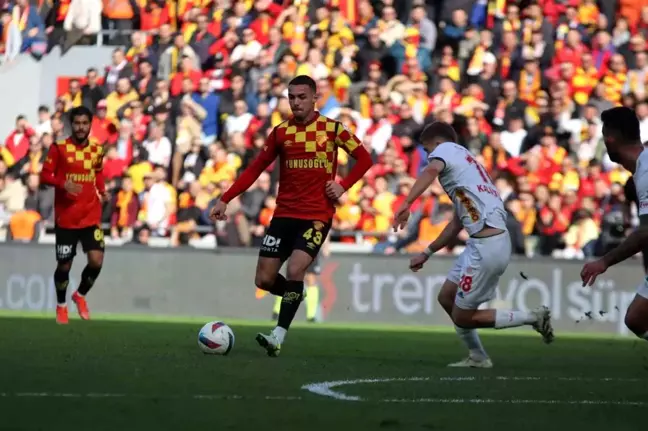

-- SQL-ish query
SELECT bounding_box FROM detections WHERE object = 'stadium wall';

[0,47,114,135]
[0,244,643,336]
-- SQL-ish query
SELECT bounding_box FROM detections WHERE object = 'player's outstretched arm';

[602,215,648,268]
[220,130,279,204]
[582,214,648,286]
[40,143,65,189]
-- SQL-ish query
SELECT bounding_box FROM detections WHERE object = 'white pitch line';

[301,376,646,403]
[382,399,647,406]
[0,392,302,401]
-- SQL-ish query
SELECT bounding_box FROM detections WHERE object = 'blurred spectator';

[0,172,26,220]
[3,115,34,163]
[12,0,46,57]
[111,175,138,239]
[61,0,101,49]
[81,68,106,112]
[23,172,53,221]
[1,7,22,63]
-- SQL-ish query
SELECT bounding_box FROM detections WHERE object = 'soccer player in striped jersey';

[210,75,372,356]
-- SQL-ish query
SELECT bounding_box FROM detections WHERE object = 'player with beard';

[40,106,107,324]
[581,107,648,342]
[210,75,373,356]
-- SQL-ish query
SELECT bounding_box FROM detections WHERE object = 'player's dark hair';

[420,121,458,143]
[289,75,317,93]
[68,106,93,123]
[601,107,640,143]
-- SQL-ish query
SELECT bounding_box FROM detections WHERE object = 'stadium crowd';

[0,0,647,259]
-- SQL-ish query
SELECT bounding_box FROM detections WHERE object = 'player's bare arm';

[210,131,278,221]
[581,214,648,286]
[410,213,462,272]
[393,158,444,231]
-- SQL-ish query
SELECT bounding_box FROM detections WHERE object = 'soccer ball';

[198,321,235,355]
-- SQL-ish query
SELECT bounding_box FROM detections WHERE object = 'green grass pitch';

[1,311,647,431]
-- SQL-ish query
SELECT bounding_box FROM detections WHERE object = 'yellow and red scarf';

[518,70,541,104]
[602,70,627,105]
[117,190,134,227]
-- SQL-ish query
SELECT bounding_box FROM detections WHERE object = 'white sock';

[455,326,489,360]
[75,292,84,298]
[57,303,67,307]
[494,310,536,329]
[271,327,287,344]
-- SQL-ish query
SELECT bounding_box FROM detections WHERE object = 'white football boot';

[531,306,554,344]
[255,332,281,357]
[447,356,494,368]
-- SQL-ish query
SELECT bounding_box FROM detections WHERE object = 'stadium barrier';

[0,244,643,336]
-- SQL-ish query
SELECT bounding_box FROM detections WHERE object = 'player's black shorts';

[259,217,331,263]
[55,225,105,262]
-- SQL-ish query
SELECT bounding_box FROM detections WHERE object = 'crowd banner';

[0,245,643,336]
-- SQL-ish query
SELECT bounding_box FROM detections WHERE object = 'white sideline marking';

[0,392,302,401]
[382,399,647,406]
[301,376,646,404]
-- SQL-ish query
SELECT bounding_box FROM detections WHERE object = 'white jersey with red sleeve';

[634,147,648,216]
[427,141,508,236]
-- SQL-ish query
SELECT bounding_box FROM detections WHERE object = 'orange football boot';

[72,292,90,320]
[56,305,69,325]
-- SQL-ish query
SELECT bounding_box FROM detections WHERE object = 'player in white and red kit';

[581,107,648,342]
[393,122,553,368]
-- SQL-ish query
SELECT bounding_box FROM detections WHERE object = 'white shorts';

[447,232,512,310]
[637,278,648,299]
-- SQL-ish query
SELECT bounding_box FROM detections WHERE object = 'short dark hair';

[68,106,93,123]
[289,75,317,93]
[601,107,640,142]
[420,121,458,143]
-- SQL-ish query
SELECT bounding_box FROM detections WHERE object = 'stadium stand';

[0,0,646,259]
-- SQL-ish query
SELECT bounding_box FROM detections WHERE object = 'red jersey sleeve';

[40,143,66,189]
[220,128,279,203]
[335,122,373,191]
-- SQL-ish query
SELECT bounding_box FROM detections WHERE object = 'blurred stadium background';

[1,0,647,261]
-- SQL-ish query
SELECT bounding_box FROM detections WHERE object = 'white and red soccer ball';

[198,321,235,355]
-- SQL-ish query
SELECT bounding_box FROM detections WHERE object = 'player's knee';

[624,311,647,337]
[286,268,306,281]
[56,261,73,273]
[254,271,276,290]
[87,250,104,267]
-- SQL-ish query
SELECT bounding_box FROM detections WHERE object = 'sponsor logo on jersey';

[316,134,328,147]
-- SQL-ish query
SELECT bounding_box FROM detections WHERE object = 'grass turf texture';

[1,312,647,431]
